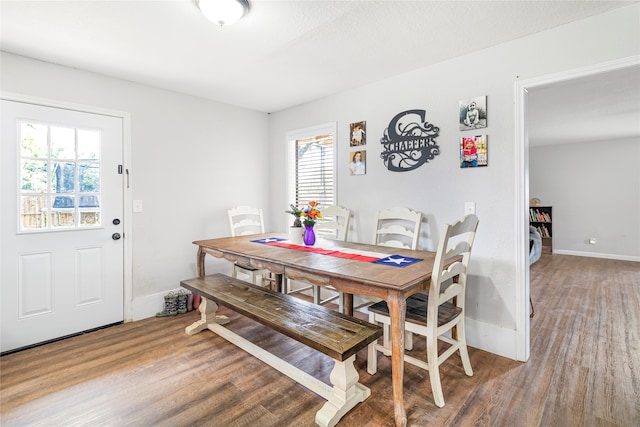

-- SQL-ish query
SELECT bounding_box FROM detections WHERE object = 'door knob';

[112,233,121,240]
[112,218,121,225]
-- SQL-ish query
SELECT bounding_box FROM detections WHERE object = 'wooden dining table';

[192,233,440,427]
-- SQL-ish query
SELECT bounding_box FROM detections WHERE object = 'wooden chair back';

[428,213,479,319]
[373,207,422,249]
[227,206,265,236]
[315,205,350,241]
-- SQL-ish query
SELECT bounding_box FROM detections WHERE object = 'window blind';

[295,134,334,208]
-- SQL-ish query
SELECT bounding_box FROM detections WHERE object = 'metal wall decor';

[380,109,440,172]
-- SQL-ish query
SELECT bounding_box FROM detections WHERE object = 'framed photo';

[460,135,487,168]
[349,121,366,146]
[349,150,366,175]
[459,96,487,131]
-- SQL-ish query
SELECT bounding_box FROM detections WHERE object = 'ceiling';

[1,0,635,114]
[1,1,638,147]
[528,65,640,147]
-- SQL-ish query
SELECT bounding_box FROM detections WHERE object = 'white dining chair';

[286,205,351,313]
[367,214,479,408]
[227,206,272,287]
[373,206,422,250]
[354,207,423,311]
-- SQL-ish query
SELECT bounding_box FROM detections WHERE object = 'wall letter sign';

[380,109,440,172]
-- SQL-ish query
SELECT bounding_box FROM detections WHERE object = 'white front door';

[1,100,124,353]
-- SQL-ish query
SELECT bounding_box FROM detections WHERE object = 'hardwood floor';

[1,255,638,426]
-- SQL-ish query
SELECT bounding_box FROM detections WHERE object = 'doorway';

[515,56,640,362]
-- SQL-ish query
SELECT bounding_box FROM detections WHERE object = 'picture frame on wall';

[349,121,366,146]
[459,96,487,131]
[349,150,366,175]
[460,135,488,168]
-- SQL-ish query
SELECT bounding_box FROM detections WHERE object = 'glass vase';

[303,224,316,246]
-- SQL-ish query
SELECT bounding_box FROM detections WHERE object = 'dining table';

[192,232,441,427]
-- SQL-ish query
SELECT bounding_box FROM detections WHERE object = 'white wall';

[1,52,270,319]
[267,4,640,359]
[2,3,637,359]
[530,137,640,260]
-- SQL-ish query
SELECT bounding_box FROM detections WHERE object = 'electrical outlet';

[133,200,143,213]
[588,238,596,245]
[464,202,476,215]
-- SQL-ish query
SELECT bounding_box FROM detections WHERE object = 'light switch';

[133,200,143,213]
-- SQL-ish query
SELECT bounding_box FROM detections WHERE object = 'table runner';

[251,238,422,267]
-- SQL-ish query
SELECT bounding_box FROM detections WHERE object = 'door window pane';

[50,126,75,159]
[20,195,46,229]
[20,159,48,193]
[19,122,48,158]
[50,196,76,228]
[52,162,76,194]
[78,129,100,160]
[79,163,100,192]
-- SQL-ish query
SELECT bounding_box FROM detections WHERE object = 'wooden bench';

[180,273,383,427]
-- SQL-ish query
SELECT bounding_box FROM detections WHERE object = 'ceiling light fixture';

[197,0,250,27]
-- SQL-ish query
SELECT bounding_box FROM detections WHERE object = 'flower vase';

[303,224,316,246]
[289,226,304,245]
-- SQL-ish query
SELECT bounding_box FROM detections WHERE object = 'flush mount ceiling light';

[198,0,250,27]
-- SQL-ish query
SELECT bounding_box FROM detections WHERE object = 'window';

[19,121,101,231]
[287,123,336,213]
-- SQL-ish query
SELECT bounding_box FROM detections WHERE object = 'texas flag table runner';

[251,238,422,267]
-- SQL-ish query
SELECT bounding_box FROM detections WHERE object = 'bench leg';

[315,355,370,427]
[185,297,229,335]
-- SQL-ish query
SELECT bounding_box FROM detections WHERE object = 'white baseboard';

[130,287,185,321]
[553,249,639,262]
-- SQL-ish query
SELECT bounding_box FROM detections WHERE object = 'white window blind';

[287,123,336,217]
[295,134,334,207]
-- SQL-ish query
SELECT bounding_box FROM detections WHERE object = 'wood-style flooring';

[1,255,639,426]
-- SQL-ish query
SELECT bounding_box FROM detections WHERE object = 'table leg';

[274,273,284,293]
[193,246,206,310]
[388,292,407,427]
[343,293,354,316]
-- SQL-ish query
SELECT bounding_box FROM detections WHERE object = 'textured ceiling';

[0,0,634,113]
[528,65,640,147]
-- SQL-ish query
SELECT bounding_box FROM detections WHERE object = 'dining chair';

[227,206,272,288]
[366,213,479,408]
[373,206,422,250]
[286,205,351,313]
[354,207,423,311]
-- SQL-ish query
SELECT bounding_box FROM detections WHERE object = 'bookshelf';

[530,206,552,253]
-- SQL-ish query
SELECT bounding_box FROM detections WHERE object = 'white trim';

[514,55,640,362]
[514,77,531,362]
[552,250,640,262]
[1,91,134,322]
